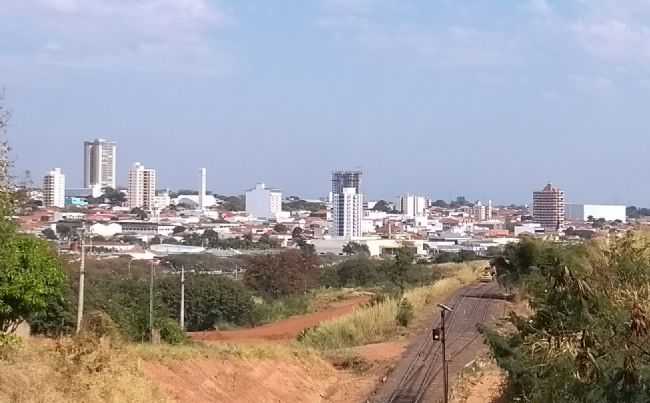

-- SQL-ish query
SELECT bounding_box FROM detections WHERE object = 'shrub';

[250,295,312,325]
[0,334,22,360]
[396,298,414,327]
[156,318,187,345]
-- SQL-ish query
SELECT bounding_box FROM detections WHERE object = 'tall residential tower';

[43,168,65,208]
[533,183,565,232]
[84,139,117,190]
[127,162,156,211]
[330,170,363,239]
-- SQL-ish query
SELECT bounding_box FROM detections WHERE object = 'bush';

[156,318,187,345]
[80,310,123,345]
[158,274,256,331]
[250,295,312,325]
[0,334,22,360]
[396,298,414,327]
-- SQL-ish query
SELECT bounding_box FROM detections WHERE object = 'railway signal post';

[433,303,454,403]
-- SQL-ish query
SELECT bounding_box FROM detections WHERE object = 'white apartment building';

[43,168,65,208]
[153,191,171,211]
[566,204,626,223]
[84,138,117,190]
[330,170,363,239]
[245,183,283,219]
[400,194,426,217]
[533,183,565,232]
[331,187,363,239]
[127,162,156,211]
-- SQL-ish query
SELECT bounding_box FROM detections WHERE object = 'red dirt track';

[189,296,369,343]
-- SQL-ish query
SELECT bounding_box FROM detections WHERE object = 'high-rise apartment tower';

[84,139,117,190]
[127,162,156,211]
[43,168,65,208]
[533,183,565,232]
[330,170,363,239]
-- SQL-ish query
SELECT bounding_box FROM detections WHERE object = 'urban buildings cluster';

[31,138,633,262]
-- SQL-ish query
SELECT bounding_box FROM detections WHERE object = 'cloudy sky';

[2,0,650,204]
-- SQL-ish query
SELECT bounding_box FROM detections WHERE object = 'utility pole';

[180,265,185,330]
[75,227,86,334]
[433,303,453,403]
[149,259,155,341]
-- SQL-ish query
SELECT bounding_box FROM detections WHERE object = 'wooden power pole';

[149,259,155,341]
[75,229,86,334]
[180,265,185,330]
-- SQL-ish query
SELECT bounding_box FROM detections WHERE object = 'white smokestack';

[199,168,207,210]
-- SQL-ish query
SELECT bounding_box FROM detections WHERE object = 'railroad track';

[374,282,503,403]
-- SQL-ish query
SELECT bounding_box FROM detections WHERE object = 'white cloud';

[0,0,232,74]
[318,2,520,69]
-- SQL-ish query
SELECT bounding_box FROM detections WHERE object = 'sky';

[2,0,650,205]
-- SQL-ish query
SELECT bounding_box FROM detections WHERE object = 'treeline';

[486,234,650,402]
[31,246,439,341]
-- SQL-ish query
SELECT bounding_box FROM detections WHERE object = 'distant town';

[28,137,636,263]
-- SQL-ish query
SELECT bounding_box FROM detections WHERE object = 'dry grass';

[0,337,170,403]
[299,263,480,350]
[131,340,320,364]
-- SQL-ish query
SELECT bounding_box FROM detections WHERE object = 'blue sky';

[2,0,650,205]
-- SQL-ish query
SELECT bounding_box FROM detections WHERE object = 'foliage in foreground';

[486,234,650,403]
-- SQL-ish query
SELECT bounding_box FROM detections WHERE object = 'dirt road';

[369,282,506,403]
[189,296,369,343]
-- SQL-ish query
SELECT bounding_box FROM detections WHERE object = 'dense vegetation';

[486,234,650,403]
[0,99,67,336]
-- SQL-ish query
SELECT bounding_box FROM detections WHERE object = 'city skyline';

[4,1,650,205]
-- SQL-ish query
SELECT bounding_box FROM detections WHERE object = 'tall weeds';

[299,264,479,350]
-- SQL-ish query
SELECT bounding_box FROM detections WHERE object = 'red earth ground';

[189,296,369,343]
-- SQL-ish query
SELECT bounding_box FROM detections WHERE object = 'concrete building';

[245,183,282,219]
[153,191,171,211]
[566,204,626,223]
[487,200,493,220]
[472,201,487,221]
[330,170,363,239]
[533,183,565,232]
[127,162,156,211]
[84,138,117,189]
[199,168,207,210]
[515,223,545,237]
[400,194,426,217]
[43,168,65,208]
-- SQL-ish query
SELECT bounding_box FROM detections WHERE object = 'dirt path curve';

[369,282,507,403]
[189,296,369,343]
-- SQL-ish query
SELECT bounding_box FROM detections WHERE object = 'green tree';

[485,234,650,403]
[273,223,288,234]
[244,250,320,298]
[130,207,148,220]
[56,223,73,240]
[172,226,186,235]
[0,236,66,332]
[342,241,370,256]
[158,274,255,331]
[100,187,126,205]
[0,99,67,334]
[42,228,58,240]
[383,247,416,294]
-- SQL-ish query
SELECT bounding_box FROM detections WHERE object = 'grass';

[0,337,170,403]
[131,340,320,364]
[298,263,480,351]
